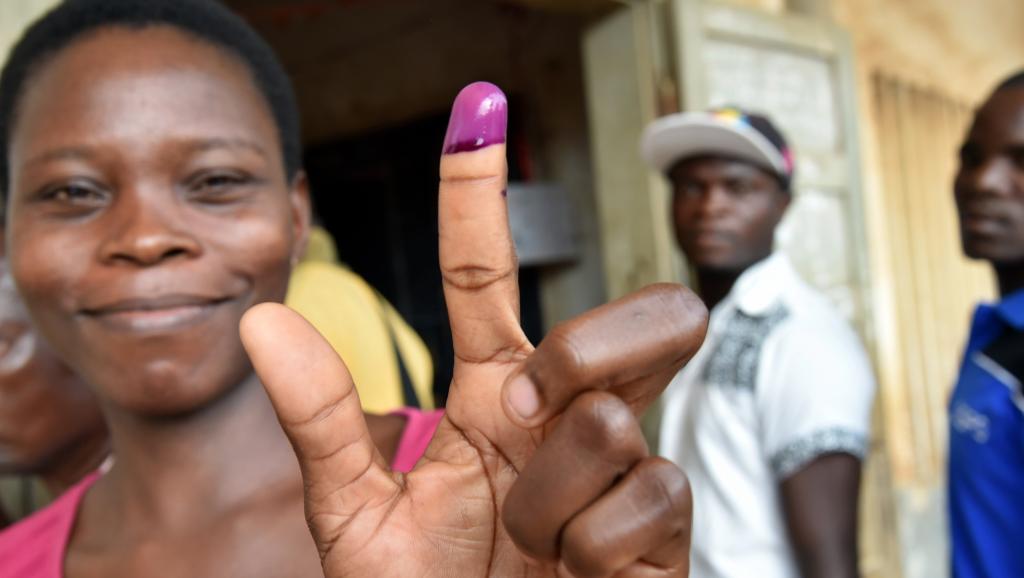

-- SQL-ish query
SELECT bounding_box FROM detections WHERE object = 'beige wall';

[719,0,1024,99]
[0,0,57,63]
[834,0,1024,103]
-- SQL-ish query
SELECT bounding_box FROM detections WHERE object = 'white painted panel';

[703,38,841,154]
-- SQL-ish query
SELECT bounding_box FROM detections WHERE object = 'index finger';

[439,82,528,364]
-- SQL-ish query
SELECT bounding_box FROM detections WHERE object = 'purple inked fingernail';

[443,81,508,155]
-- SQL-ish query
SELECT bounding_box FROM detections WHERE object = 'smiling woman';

[0,1,701,577]
[0,3,412,575]
[8,25,302,416]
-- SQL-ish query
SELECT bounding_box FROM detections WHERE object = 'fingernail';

[507,373,540,420]
[443,81,508,155]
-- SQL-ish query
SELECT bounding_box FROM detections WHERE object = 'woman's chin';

[92,357,254,418]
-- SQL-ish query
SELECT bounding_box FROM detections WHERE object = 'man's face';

[955,88,1024,263]
[669,156,790,273]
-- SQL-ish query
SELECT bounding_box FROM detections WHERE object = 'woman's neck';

[88,372,408,533]
[95,372,301,531]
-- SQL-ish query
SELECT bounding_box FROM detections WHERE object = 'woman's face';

[5,27,309,416]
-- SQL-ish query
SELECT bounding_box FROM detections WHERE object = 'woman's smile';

[80,293,237,333]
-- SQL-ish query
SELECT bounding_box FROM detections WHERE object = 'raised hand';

[240,82,708,578]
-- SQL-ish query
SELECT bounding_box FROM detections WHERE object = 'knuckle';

[441,263,514,292]
[636,458,692,531]
[570,391,645,457]
[560,520,616,578]
[540,326,589,381]
[502,488,552,560]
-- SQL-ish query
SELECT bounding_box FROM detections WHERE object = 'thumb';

[239,303,396,537]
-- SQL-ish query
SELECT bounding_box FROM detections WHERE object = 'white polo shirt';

[659,253,875,578]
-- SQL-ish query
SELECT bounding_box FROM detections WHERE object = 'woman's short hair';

[0,0,302,196]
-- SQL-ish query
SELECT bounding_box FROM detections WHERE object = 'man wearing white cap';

[641,108,876,578]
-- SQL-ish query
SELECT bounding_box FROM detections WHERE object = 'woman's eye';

[45,184,106,206]
[198,174,241,191]
[188,172,252,201]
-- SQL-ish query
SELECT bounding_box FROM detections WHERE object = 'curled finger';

[502,391,648,562]
[560,457,692,578]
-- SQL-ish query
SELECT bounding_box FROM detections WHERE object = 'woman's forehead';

[42,25,250,76]
[12,26,279,154]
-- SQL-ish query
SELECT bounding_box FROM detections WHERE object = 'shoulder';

[286,262,379,316]
[772,279,867,363]
[728,255,858,349]
[289,261,366,291]
[754,277,876,400]
[0,474,97,578]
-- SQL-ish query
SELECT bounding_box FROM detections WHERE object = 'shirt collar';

[729,252,792,317]
[994,287,1024,330]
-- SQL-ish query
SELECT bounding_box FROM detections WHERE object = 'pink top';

[389,408,443,473]
[0,408,443,578]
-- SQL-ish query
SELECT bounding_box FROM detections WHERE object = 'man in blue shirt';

[949,69,1024,578]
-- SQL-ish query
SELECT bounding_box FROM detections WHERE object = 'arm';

[760,319,875,578]
[780,453,861,578]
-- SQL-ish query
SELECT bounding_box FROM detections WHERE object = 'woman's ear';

[288,171,312,267]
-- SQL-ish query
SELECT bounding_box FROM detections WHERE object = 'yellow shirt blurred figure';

[285,227,434,412]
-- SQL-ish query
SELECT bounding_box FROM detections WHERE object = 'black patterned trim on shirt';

[701,304,790,391]
[770,427,867,478]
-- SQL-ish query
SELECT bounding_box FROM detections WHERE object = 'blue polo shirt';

[949,289,1024,578]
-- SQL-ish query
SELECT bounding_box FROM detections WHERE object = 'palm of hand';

[321,359,538,577]
[241,83,705,578]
